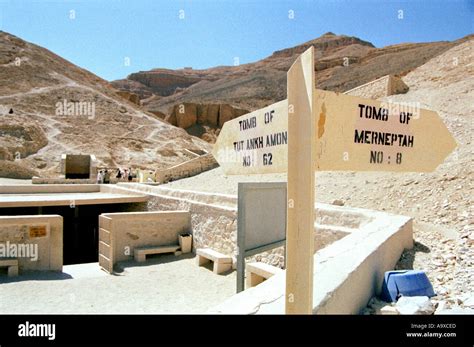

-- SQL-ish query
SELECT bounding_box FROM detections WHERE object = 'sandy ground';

[0,254,236,314]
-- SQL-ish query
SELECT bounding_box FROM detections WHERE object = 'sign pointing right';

[313,89,458,172]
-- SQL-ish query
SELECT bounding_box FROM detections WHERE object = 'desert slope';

[0,31,212,178]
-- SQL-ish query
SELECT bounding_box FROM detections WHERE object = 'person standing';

[103,169,110,184]
[97,170,104,184]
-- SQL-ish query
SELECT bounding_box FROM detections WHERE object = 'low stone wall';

[0,215,63,273]
[98,211,191,273]
[146,192,289,268]
[0,184,99,194]
[110,185,414,314]
[109,185,366,269]
[209,208,413,314]
[344,75,409,99]
[146,194,237,256]
[32,177,96,184]
[155,153,218,183]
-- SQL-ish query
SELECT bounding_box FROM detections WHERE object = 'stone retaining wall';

[98,211,191,273]
[109,185,364,269]
[155,153,218,184]
[209,209,413,314]
[344,74,409,99]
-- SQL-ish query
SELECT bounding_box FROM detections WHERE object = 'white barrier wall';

[98,211,191,273]
[0,215,63,272]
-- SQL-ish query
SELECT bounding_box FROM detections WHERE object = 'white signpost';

[286,46,316,314]
[212,47,457,314]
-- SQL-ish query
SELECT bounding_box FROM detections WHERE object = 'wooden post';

[286,47,316,314]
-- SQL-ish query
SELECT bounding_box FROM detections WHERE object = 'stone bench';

[196,248,232,274]
[246,262,282,288]
[134,245,181,262]
[0,258,19,277]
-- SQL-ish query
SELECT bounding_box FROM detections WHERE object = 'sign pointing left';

[213,99,288,175]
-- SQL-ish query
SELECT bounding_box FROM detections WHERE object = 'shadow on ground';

[114,252,195,274]
[0,270,73,283]
[395,241,431,270]
[114,252,235,277]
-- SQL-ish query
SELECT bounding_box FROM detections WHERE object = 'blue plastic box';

[381,270,435,302]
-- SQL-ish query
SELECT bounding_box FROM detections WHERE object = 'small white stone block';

[246,262,282,288]
[196,248,232,275]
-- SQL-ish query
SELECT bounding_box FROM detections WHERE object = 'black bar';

[0,314,472,345]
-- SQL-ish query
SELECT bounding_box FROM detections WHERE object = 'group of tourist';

[97,168,135,184]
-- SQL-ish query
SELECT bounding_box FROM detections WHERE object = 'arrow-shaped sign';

[213,90,457,174]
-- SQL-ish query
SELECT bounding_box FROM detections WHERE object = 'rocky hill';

[113,32,468,115]
[0,31,212,178]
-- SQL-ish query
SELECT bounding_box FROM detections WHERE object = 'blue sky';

[0,0,472,81]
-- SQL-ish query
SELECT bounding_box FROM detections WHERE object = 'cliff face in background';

[0,31,212,178]
[0,29,471,177]
[112,32,469,115]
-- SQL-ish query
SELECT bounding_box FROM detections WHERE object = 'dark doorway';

[65,155,91,179]
[0,203,142,265]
